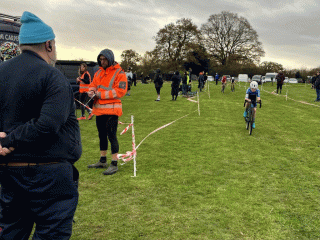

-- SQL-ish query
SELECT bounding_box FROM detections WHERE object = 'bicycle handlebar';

[244,100,262,108]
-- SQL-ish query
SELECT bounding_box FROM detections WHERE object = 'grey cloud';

[1,0,319,68]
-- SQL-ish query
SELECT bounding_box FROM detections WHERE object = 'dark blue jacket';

[0,50,82,163]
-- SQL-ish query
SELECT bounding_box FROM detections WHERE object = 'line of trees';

[120,11,318,81]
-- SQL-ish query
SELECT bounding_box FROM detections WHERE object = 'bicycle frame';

[221,82,226,93]
[244,100,262,135]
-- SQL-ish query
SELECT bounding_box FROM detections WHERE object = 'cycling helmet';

[250,81,258,89]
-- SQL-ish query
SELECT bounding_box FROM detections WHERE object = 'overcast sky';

[2,0,319,69]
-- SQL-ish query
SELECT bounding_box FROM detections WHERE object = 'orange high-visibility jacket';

[89,63,127,116]
[79,71,92,93]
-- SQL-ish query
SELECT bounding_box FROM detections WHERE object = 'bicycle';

[244,99,262,135]
[221,82,226,93]
[231,82,235,92]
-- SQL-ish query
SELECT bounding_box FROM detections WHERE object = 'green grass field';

[72,81,320,239]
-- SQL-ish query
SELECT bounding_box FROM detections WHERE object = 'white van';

[263,73,278,83]
[238,74,249,82]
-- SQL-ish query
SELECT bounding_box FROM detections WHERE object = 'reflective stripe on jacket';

[79,71,92,93]
[89,63,127,116]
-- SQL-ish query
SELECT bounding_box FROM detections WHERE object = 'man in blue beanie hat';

[0,11,81,239]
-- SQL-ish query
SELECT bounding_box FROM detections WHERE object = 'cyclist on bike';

[243,81,260,129]
[221,75,227,92]
[231,77,235,92]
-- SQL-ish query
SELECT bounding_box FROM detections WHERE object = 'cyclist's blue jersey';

[245,88,260,102]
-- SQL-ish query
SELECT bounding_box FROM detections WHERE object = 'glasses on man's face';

[99,58,107,62]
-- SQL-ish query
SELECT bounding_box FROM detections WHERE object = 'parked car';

[207,75,214,81]
[238,74,249,82]
[252,75,262,84]
[288,78,298,83]
[284,77,289,83]
[263,72,278,83]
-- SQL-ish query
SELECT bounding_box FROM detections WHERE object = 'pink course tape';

[118,111,196,163]
[263,89,320,108]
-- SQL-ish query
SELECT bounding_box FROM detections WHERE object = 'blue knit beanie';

[19,11,55,45]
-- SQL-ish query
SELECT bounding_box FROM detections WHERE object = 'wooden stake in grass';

[131,115,137,177]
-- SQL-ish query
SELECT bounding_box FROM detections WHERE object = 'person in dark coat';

[198,71,205,92]
[171,71,181,100]
[276,71,285,94]
[312,72,318,90]
[314,71,320,101]
[132,72,137,86]
[154,69,163,101]
[182,72,188,96]
[0,11,81,239]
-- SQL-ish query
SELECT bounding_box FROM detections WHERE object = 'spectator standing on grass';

[182,71,188,96]
[188,68,192,82]
[125,67,133,96]
[215,73,219,85]
[314,71,320,102]
[312,72,319,90]
[87,49,127,175]
[276,71,285,94]
[171,71,181,100]
[198,71,205,92]
[0,11,81,239]
[132,71,137,86]
[204,72,208,86]
[154,68,163,101]
[76,63,94,120]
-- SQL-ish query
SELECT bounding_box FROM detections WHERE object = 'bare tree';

[259,61,283,73]
[201,11,265,66]
[120,49,141,72]
[153,18,201,70]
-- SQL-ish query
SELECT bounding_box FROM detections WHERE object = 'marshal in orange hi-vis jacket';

[89,50,127,117]
[79,71,92,93]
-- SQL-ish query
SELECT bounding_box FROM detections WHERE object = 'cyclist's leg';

[252,107,257,128]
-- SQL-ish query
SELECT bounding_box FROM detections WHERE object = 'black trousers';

[79,93,91,116]
[0,162,78,240]
[155,87,161,95]
[96,115,119,154]
[277,84,283,93]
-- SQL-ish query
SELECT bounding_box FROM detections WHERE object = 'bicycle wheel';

[249,121,253,135]
[246,108,251,130]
